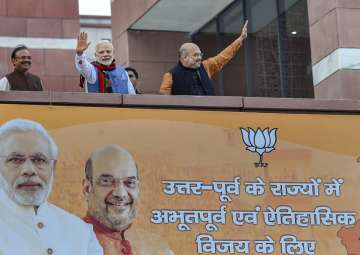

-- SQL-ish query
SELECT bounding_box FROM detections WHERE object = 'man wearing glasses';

[83,144,173,255]
[160,20,248,96]
[0,119,103,254]
[0,45,43,91]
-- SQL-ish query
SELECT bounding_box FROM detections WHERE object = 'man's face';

[12,49,32,72]
[85,148,139,231]
[126,70,138,88]
[0,131,54,206]
[181,45,203,69]
[95,43,114,66]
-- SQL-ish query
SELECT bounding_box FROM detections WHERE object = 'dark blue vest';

[170,62,215,95]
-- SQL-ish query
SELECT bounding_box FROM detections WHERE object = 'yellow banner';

[1,104,359,255]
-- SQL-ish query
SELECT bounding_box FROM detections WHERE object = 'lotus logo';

[240,128,277,168]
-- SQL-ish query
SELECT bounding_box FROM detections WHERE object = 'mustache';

[15,176,44,188]
[97,57,114,64]
[105,195,132,205]
[20,61,31,65]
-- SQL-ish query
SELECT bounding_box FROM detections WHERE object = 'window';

[192,0,313,98]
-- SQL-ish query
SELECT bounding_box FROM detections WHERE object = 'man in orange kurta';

[159,20,248,96]
[82,144,174,255]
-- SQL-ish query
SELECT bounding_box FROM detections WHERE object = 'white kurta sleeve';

[75,53,97,84]
[86,226,103,255]
[0,77,10,91]
[125,72,136,95]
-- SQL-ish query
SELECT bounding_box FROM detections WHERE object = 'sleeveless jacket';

[6,71,42,91]
[170,62,214,95]
[87,66,129,94]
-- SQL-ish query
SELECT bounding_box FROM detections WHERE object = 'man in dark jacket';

[160,20,248,96]
[0,45,43,91]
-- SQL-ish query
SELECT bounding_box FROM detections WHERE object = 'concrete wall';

[126,30,188,94]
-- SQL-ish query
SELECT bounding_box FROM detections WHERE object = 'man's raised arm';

[75,32,96,84]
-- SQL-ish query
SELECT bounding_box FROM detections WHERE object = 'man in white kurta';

[0,187,102,254]
[75,32,135,94]
[0,119,103,255]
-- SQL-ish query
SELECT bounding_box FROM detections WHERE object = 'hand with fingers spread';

[76,32,91,56]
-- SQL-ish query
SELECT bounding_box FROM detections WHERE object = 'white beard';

[0,171,53,206]
[96,57,114,66]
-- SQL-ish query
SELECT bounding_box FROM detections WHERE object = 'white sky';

[78,0,111,16]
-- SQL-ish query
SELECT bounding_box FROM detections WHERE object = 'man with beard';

[0,45,43,91]
[75,32,135,94]
[83,144,173,255]
[0,119,103,254]
[159,20,248,95]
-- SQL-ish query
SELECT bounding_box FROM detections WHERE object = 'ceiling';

[130,0,235,32]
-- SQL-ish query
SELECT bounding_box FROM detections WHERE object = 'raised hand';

[76,32,91,55]
[238,20,248,42]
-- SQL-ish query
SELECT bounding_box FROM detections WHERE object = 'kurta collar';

[83,213,133,254]
[0,188,49,223]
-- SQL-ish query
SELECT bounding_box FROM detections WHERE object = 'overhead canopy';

[130,0,307,37]
[130,0,235,33]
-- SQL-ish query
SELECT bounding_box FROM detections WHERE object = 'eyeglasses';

[0,154,55,170]
[96,176,139,189]
[128,74,135,78]
[192,53,203,58]
[15,56,32,60]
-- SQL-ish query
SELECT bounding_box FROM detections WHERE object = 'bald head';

[95,41,114,66]
[84,144,139,231]
[179,43,199,58]
[85,144,137,181]
[178,42,203,69]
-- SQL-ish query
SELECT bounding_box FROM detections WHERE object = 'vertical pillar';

[111,0,188,94]
[308,0,360,99]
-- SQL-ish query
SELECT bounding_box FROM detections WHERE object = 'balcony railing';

[0,91,359,113]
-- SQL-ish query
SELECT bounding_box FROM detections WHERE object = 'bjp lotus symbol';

[240,127,277,168]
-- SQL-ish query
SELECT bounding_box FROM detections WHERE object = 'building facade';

[112,0,360,99]
[79,15,112,61]
[0,0,359,99]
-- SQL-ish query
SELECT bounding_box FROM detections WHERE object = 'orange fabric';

[159,72,173,95]
[83,214,133,255]
[83,214,174,255]
[159,38,242,95]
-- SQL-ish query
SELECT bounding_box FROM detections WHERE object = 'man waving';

[75,32,135,94]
